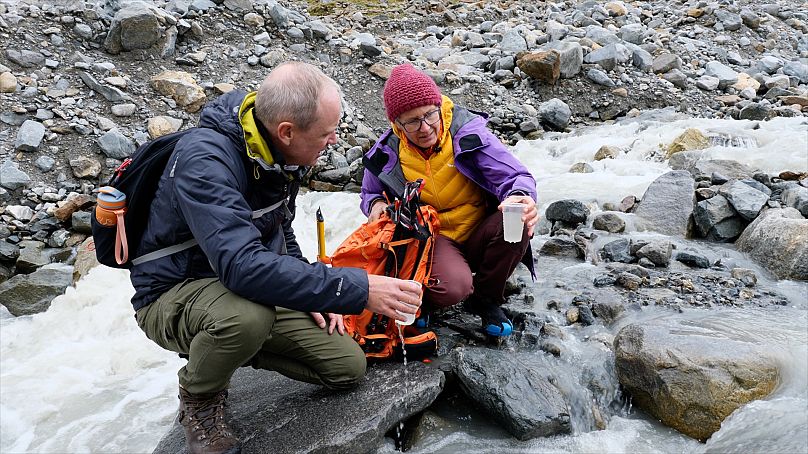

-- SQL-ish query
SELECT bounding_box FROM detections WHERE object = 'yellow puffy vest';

[397,96,486,244]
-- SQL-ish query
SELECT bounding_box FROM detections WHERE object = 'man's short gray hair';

[255,61,340,131]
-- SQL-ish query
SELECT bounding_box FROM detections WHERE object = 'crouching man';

[129,62,421,454]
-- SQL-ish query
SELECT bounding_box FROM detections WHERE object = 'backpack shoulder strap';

[132,199,287,266]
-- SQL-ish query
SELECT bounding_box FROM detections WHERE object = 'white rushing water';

[1,116,807,453]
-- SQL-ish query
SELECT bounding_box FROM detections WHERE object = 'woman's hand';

[499,195,540,236]
[368,199,387,222]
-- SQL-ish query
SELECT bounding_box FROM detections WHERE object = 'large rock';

[452,348,570,440]
[736,208,808,280]
[542,41,583,78]
[634,171,696,236]
[693,195,744,241]
[517,50,561,85]
[97,129,136,159]
[614,322,779,441]
[151,70,207,112]
[719,180,768,221]
[154,362,444,454]
[538,98,571,131]
[72,237,100,284]
[104,1,169,54]
[666,128,709,159]
[583,43,631,71]
[14,120,46,152]
[0,263,74,316]
[0,160,32,190]
[545,199,590,225]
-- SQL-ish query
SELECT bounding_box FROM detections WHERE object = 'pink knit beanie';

[383,64,442,122]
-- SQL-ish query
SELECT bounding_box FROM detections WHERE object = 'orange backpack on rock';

[326,180,439,361]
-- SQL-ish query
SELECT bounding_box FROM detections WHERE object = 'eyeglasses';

[396,108,441,133]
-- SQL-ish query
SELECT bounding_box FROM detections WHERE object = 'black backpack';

[91,129,192,269]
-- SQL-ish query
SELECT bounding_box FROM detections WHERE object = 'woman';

[360,63,540,337]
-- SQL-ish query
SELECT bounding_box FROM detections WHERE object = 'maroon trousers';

[424,210,530,309]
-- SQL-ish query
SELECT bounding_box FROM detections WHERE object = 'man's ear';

[276,121,294,146]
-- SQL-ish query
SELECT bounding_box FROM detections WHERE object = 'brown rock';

[214,83,236,94]
[53,194,95,222]
[147,116,182,138]
[0,71,17,93]
[150,70,207,112]
[666,128,710,159]
[687,8,704,17]
[731,73,761,92]
[309,180,343,192]
[779,96,808,107]
[716,94,742,105]
[72,237,100,284]
[594,145,620,161]
[69,156,102,179]
[517,50,561,85]
[611,87,628,97]
[618,195,637,212]
[605,1,627,16]
[368,63,393,80]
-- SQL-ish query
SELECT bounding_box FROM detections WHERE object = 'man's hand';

[499,195,540,237]
[368,200,387,222]
[365,275,422,323]
[310,312,345,335]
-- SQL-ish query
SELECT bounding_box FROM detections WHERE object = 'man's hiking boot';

[178,387,241,454]
[463,295,513,337]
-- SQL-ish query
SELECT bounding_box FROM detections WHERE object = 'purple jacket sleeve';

[458,119,537,203]
[360,150,387,216]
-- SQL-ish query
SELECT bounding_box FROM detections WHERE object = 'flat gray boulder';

[634,171,695,236]
[452,348,570,440]
[614,322,779,441]
[0,263,73,316]
[153,362,444,454]
[736,208,808,280]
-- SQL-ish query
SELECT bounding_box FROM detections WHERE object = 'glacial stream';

[1,114,806,452]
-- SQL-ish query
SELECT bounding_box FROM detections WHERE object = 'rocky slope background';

[1,0,807,452]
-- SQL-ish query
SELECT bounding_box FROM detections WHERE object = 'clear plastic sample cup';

[502,203,525,243]
[395,280,422,325]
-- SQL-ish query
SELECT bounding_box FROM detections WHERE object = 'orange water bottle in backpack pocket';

[95,186,129,265]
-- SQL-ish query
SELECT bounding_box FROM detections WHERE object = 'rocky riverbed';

[1,0,807,452]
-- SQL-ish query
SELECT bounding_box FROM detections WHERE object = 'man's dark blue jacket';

[129,91,369,313]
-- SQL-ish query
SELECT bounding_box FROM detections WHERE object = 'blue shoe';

[463,295,513,338]
[415,313,430,329]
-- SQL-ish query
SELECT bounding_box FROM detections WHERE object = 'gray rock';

[592,213,625,232]
[543,41,583,78]
[14,120,46,152]
[781,185,808,217]
[731,268,758,287]
[71,211,93,234]
[499,29,527,54]
[97,130,136,159]
[6,205,34,221]
[584,43,631,71]
[714,10,742,31]
[0,160,31,190]
[738,103,771,121]
[587,68,615,87]
[652,53,681,74]
[662,69,688,89]
[602,238,633,263]
[615,322,779,441]
[0,240,20,262]
[15,240,50,273]
[782,61,808,84]
[223,0,250,11]
[635,241,672,267]
[5,49,46,68]
[736,208,808,280]
[78,71,130,102]
[631,46,653,71]
[155,362,443,453]
[539,237,583,258]
[268,3,291,27]
[111,103,136,117]
[545,199,590,225]
[104,1,166,54]
[538,98,571,131]
[696,75,720,91]
[453,348,570,440]
[676,251,711,268]
[634,171,696,236]
[70,156,102,179]
[694,195,744,241]
[585,26,620,46]
[619,23,645,44]
[740,8,761,29]
[0,264,74,316]
[720,180,768,221]
[704,61,738,89]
